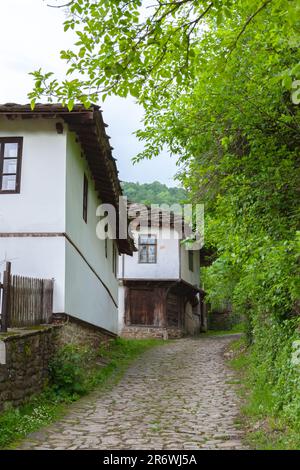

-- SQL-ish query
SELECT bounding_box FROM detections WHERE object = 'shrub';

[248,317,300,425]
[49,345,93,397]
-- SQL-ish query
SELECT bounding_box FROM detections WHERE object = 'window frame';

[138,234,157,264]
[188,250,194,272]
[112,243,118,276]
[104,224,108,258]
[0,137,23,194]
[83,173,88,223]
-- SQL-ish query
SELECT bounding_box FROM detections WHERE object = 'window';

[188,250,194,272]
[104,224,108,258]
[0,138,23,194]
[83,174,88,223]
[112,244,118,276]
[138,235,157,264]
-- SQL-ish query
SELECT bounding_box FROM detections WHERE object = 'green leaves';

[27,1,300,353]
[133,0,300,339]
[122,181,187,206]
[30,0,285,106]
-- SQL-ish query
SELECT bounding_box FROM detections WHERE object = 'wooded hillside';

[122,181,186,206]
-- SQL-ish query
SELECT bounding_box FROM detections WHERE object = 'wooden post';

[1,262,11,332]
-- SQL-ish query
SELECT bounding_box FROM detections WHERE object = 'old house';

[118,205,205,339]
[0,103,133,336]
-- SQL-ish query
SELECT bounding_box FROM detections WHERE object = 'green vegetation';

[0,338,162,449]
[29,1,300,447]
[203,323,244,337]
[229,328,300,450]
[122,181,187,206]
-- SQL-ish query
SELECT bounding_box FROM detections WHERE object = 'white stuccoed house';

[118,205,206,339]
[0,103,134,336]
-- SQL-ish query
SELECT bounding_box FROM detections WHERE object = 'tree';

[31,1,299,111]
[33,0,300,432]
[132,0,300,318]
[122,181,187,205]
[33,0,300,319]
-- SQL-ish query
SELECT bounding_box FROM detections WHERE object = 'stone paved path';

[18,336,247,450]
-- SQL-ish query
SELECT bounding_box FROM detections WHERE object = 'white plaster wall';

[0,117,67,314]
[119,227,180,280]
[0,119,123,333]
[65,241,118,333]
[65,131,119,332]
[118,282,126,333]
[180,246,200,287]
[0,236,66,313]
[0,117,66,232]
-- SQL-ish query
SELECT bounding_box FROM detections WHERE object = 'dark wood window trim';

[83,173,88,223]
[0,137,23,194]
[138,234,157,264]
[112,243,118,277]
[105,224,108,258]
[112,243,117,276]
[188,250,194,272]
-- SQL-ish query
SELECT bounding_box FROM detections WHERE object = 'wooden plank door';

[128,288,155,325]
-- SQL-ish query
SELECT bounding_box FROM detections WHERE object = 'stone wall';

[121,326,183,340]
[208,311,232,330]
[0,316,115,412]
[184,303,201,336]
[55,315,115,350]
[0,325,60,412]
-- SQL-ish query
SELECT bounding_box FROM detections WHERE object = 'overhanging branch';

[46,0,74,8]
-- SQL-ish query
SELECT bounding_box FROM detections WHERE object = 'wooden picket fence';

[0,262,54,331]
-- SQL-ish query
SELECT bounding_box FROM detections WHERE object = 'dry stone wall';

[0,317,114,412]
[121,326,183,340]
[0,326,60,411]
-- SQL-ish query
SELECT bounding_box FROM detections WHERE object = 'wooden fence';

[0,262,54,331]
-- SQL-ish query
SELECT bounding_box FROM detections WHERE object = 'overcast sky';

[0,0,179,186]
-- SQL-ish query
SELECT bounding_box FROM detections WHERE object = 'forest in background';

[30,0,300,448]
[121,181,186,206]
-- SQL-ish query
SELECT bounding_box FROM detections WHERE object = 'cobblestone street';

[18,336,247,450]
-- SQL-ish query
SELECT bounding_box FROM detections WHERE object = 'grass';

[227,338,300,450]
[202,322,245,337]
[0,337,164,449]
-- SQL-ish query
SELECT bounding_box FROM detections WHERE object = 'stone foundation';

[55,315,115,350]
[121,326,183,340]
[0,325,60,411]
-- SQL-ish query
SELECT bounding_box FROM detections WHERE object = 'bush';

[49,345,94,397]
[231,317,300,448]
[248,317,300,426]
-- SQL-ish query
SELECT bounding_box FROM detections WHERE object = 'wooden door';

[167,292,180,327]
[128,288,155,325]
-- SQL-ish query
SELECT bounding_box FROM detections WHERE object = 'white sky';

[0,0,179,186]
